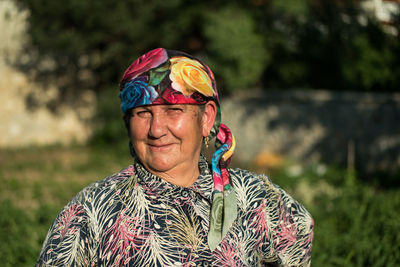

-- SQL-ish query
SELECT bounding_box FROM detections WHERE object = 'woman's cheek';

[172,117,185,130]
[130,118,149,140]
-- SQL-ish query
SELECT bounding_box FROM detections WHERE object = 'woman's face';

[129,103,215,182]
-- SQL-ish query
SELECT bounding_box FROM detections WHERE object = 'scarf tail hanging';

[208,123,237,251]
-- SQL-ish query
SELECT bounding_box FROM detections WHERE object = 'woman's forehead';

[133,104,199,110]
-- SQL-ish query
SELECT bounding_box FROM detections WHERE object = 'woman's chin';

[145,158,177,174]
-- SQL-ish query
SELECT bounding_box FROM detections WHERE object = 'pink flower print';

[274,209,298,254]
[214,239,245,267]
[249,200,269,237]
[120,48,168,88]
[57,204,86,239]
[121,165,135,176]
[103,209,150,266]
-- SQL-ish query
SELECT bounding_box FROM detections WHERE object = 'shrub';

[0,200,37,266]
[311,186,400,266]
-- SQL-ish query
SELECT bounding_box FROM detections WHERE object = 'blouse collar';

[134,155,214,202]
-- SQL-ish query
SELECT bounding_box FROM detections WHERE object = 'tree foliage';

[204,6,269,90]
[15,0,400,103]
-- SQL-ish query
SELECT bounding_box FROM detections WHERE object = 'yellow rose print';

[169,57,215,97]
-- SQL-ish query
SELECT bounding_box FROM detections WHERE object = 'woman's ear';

[202,101,217,137]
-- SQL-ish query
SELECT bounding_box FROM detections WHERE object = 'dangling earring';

[204,136,210,149]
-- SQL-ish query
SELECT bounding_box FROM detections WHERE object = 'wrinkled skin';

[129,102,216,187]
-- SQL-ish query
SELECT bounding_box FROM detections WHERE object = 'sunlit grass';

[0,145,132,210]
[0,145,399,266]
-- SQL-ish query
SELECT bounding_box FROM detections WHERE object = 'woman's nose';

[148,112,167,138]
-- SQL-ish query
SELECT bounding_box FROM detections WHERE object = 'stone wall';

[2,0,399,174]
[0,64,95,147]
[0,0,94,148]
[221,90,400,174]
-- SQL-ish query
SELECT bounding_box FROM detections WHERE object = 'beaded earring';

[204,136,210,149]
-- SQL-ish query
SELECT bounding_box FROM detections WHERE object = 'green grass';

[0,145,132,266]
[0,145,399,266]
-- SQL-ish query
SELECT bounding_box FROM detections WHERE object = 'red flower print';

[120,48,168,88]
[152,86,206,105]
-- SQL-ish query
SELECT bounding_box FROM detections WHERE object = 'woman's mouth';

[148,143,175,151]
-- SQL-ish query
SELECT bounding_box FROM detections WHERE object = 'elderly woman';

[36,48,313,266]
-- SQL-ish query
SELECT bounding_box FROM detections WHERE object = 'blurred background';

[1,0,400,265]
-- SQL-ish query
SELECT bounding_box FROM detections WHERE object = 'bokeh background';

[1,0,400,266]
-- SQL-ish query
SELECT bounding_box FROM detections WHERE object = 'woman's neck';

[143,157,201,188]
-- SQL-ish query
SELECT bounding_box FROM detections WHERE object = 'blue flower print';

[119,78,159,113]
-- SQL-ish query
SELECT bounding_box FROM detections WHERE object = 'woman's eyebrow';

[136,106,152,111]
[165,105,186,110]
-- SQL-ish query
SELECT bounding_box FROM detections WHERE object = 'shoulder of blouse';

[227,168,279,206]
[228,168,277,193]
[227,167,313,224]
[36,165,137,265]
[228,168,314,266]
[69,165,136,205]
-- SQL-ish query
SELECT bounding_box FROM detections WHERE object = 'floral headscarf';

[119,48,236,251]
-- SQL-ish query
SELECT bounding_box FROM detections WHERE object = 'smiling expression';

[129,104,212,185]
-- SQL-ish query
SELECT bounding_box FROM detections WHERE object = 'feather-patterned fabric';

[37,158,313,266]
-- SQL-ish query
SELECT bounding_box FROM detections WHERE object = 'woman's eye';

[169,107,183,111]
[168,108,183,114]
[136,111,152,118]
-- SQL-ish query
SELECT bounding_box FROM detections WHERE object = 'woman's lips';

[147,143,175,151]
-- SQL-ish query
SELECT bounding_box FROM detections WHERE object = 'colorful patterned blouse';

[36,158,313,266]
